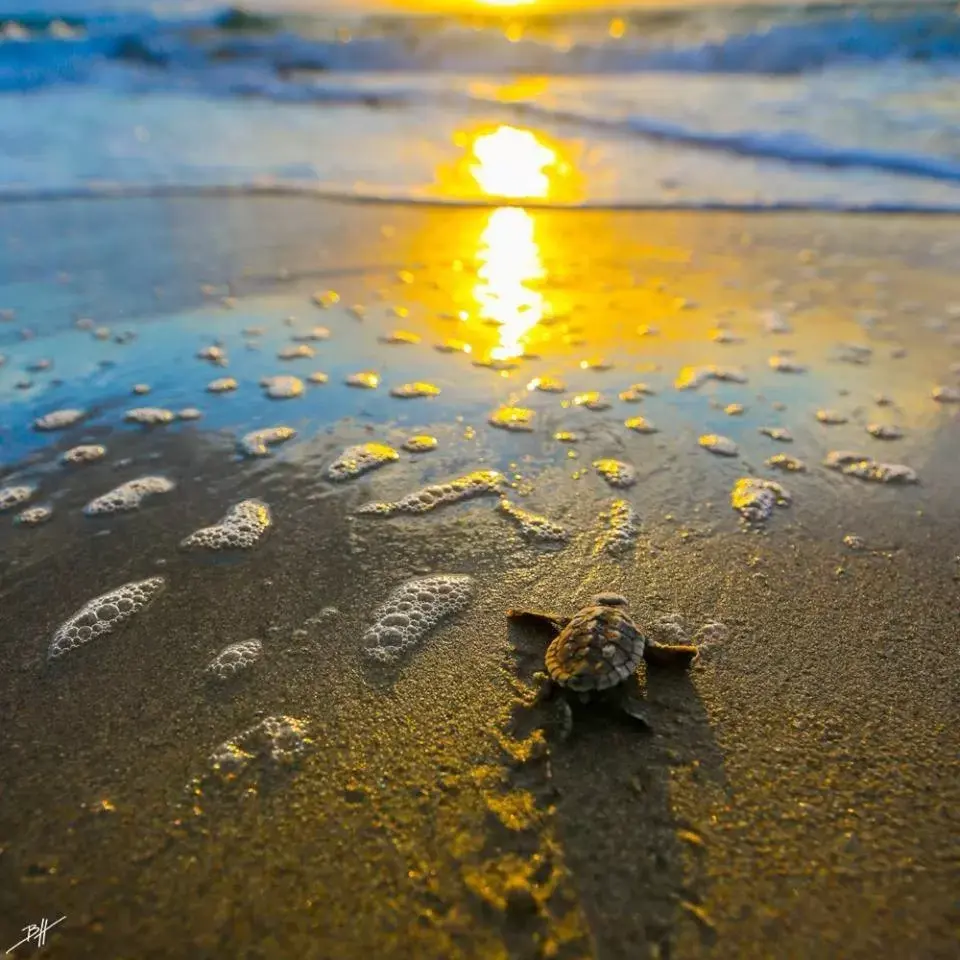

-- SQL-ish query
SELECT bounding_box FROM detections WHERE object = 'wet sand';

[1,197,959,959]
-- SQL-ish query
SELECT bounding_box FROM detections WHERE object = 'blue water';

[2,1,960,208]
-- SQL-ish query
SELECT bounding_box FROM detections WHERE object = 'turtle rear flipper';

[644,640,698,669]
[506,609,571,635]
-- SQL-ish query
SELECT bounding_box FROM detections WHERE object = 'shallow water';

[1,197,959,958]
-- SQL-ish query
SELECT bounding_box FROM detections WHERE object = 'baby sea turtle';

[507,593,697,739]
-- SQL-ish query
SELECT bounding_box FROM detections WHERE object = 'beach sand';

[0,197,958,959]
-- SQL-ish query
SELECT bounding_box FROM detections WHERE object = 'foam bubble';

[579,358,613,372]
[932,385,960,403]
[489,406,535,431]
[48,576,166,661]
[278,344,315,360]
[435,338,472,354]
[619,383,655,403]
[180,499,273,551]
[765,454,807,472]
[762,311,793,334]
[498,498,568,543]
[759,426,792,442]
[356,470,503,517]
[308,372,329,385]
[292,326,329,342]
[33,408,86,431]
[769,355,806,373]
[843,534,867,550]
[345,371,380,389]
[327,443,399,481]
[553,431,578,443]
[867,423,903,440]
[711,328,741,344]
[125,407,176,426]
[675,365,747,390]
[816,410,848,425]
[571,392,610,411]
[62,444,106,465]
[596,499,640,555]
[205,639,262,681]
[132,384,151,396]
[473,355,520,371]
[725,403,745,416]
[178,408,202,421]
[824,452,918,484]
[261,375,304,399]
[207,377,238,393]
[362,574,473,662]
[84,476,175,515]
[403,435,438,453]
[208,716,311,779]
[699,434,738,456]
[16,504,52,526]
[240,426,296,458]
[197,345,226,364]
[731,478,791,523]
[625,416,658,434]
[380,330,421,345]
[527,376,565,393]
[390,382,441,399]
[593,459,637,488]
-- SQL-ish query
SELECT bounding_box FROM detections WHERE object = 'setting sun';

[470,125,557,200]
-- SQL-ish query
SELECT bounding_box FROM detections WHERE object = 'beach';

[1,194,959,958]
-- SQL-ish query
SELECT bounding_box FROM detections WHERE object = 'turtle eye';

[592,593,628,607]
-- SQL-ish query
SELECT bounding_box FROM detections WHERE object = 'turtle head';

[592,593,628,608]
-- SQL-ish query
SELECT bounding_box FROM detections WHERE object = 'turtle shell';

[545,603,645,692]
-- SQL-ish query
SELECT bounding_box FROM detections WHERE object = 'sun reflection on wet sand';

[474,208,545,360]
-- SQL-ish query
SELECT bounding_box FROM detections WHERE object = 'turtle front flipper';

[506,609,571,635]
[643,640,698,669]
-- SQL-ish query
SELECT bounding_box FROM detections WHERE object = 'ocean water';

[2,0,960,209]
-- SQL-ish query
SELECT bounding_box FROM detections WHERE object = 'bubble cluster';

[327,443,399,482]
[380,330,420,345]
[278,344,314,361]
[816,409,848,425]
[308,372,329,385]
[261,375,304,399]
[345,371,380,389]
[699,434,739,457]
[932,385,960,403]
[571,392,610,411]
[84,476,175,515]
[620,383,655,403]
[403,435,438,453]
[769,355,806,373]
[33,408,86,431]
[435,338,471,354]
[528,376,566,393]
[356,470,503,517]
[60,443,107,465]
[292,326,329,342]
[197,345,226,364]
[596,499,640,555]
[554,431,578,443]
[765,453,807,472]
[180,499,273,551]
[625,416,658,434]
[207,377,238,393]
[593,459,637,488]
[239,426,296,458]
[867,423,903,440]
[731,478,792,523]
[48,576,166,661]
[489,406,535,431]
[0,485,36,512]
[825,452,918,484]
[178,408,202,421]
[125,407,176,426]
[362,574,474,663]
[498,498,568,543]
[16,504,52,526]
[390,382,441,399]
[675,365,747,390]
[208,716,311,779]
[205,639,263,681]
[759,426,792,442]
